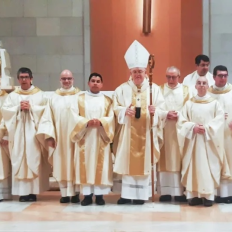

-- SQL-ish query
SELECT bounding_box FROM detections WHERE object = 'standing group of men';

[0,40,232,207]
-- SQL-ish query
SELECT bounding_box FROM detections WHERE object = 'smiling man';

[183,55,215,96]
[1,67,50,202]
[70,73,115,206]
[177,76,230,207]
[207,65,232,204]
[157,66,191,203]
[113,40,165,205]
[37,69,81,204]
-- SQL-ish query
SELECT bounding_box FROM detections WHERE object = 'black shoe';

[133,200,145,205]
[95,195,105,205]
[28,194,37,202]
[223,196,232,204]
[174,195,187,202]
[60,196,70,203]
[0,199,3,202]
[203,198,213,207]
[188,197,203,206]
[81,196,93,206]
[215,196,224,203]
[19,195,29,202]
[117,198,132,205]
[159,195,172,202]
[71,194,80,203]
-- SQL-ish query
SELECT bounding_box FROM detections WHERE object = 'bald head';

[196,76,208,85]
[60,69,74,89]
[195,76,209,97]
[60,69,73,78]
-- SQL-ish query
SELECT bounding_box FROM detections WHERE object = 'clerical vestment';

[183,71,214,96]
[177,95,230,200]
[157,83,190,196]
[1,86,50,195]
[113,78,165,200]
[0,90,11,200]
[208,84,232,197]
[70,91,114,194]
[36,87,80,197]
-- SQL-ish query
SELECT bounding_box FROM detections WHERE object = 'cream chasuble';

[36,86,80,197]
[1,86,50,195]
[70,91,114,194]
[183,71,214,96]
[177,94,230,200]
[0,90,11,200]
[112,78,165,200]
[208,83,232,197]
[157,83,191,196]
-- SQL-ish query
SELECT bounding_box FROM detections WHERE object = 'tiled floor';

[1,191,232,231]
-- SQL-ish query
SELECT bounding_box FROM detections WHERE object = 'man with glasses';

[208,65,232,204]
[177,76,230,207]
[157,66,191,203]
[1,67,50,202]
[37,69,81,204]
[113,40,165,205]
[183,55,215,95]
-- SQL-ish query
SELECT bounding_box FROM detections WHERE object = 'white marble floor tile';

[218,203,232,212]
[0,201,32,212]
[63,202,180,213]
[0,222,232,232]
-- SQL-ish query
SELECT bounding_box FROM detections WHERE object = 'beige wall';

[0,0,90,91]
[203,0,232,83]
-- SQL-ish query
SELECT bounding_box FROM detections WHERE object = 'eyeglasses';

[166,75,178,80]
[216,74,228,78]
[61,77,73,81]
[19,76,30,79]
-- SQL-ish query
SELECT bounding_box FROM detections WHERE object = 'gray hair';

[166,66,180,76]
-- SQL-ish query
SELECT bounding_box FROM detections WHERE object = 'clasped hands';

[20,100,30,111]
[87,119,101,127]
[125,104,155,117]
[0,139,8,146]
[167,111,178,121]
[193,124,205,134]
[229,121,232,130]
[46,137,56,148]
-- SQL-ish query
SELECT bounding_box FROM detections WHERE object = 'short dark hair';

[88,72,103,82]
[17,67,33,79]
[195,55,210,65]
[213,65,228,76]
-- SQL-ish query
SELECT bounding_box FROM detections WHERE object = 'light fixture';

[143,0,152,34]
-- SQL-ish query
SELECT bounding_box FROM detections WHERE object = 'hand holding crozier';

[148,105,155,115]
